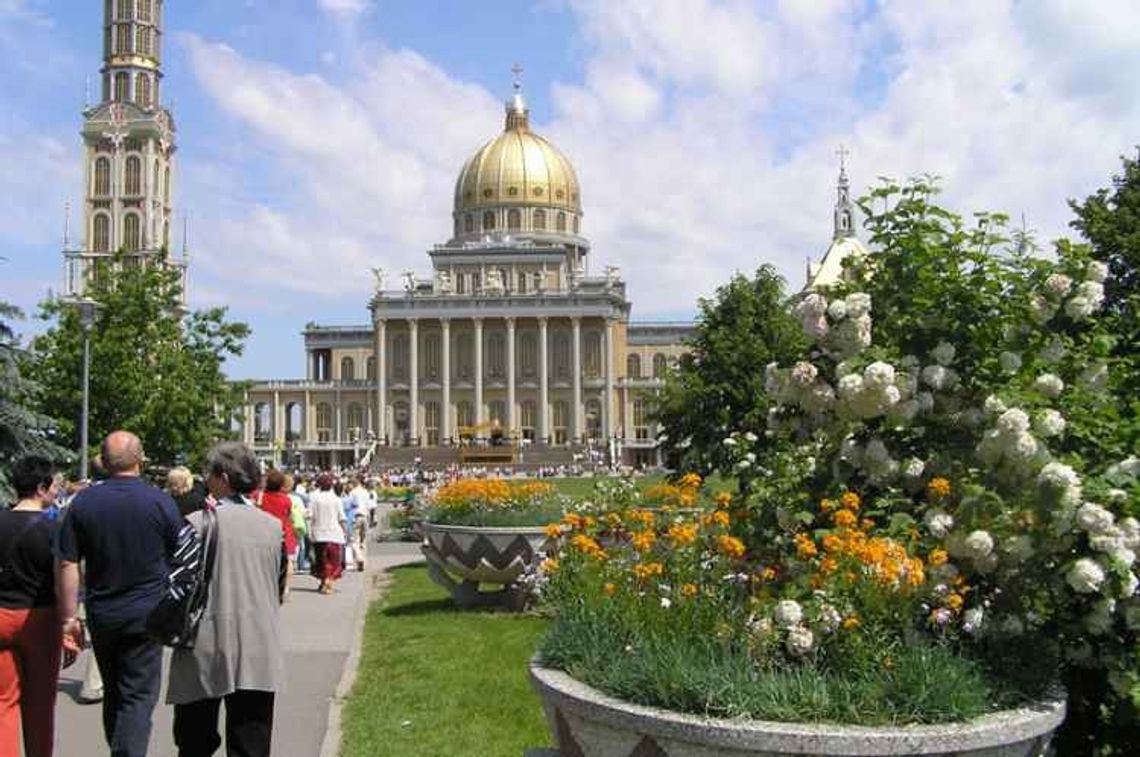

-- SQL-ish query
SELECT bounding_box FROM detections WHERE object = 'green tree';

[29,252,250,468]
[653,265,806,480]
[0,301,72,499]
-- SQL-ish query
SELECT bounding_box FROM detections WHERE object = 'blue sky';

[3,0,1139,379]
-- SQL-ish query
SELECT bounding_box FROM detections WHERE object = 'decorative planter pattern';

[530,661,1065,757]
[421,522,551,608]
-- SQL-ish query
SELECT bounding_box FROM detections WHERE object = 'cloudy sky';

[2,0,1137,378]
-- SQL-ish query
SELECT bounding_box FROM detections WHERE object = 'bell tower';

[65,0,185,304]
[833,144,854,240]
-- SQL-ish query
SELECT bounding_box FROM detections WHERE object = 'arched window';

[125,156,141,195]
[93,214,111,252]
[627,353,641,379]
[122,214,140,251]
[482,211,495,231]
[424,334,441,380]
[340,356,355,380]
[653,353,667,379]
[556,212,566,232]
[456,401,474,429]
[366,356,376,380]
[136,74,151,108]
[455,274,466,295]
[584,331,602,378]
[553,400,569,444]
[498,268,509,292]
[520,333,537,377]
[424,402,440,446]
[464,214,473,233]
[553,332,570,379]
[136,26,151,57]
[316,403,333,442]
[117,0,133,20]
[114,71,129,102]
[93,157,111,196]
[520,401,536,441]
[585,399,602,440]
[392,335,408,381]
[487,332,505,378]
[138,0,152,22]
[533,209,546,230]
[254,403,271,441]
[346,403,364,439]
[633,398,649,440]
[517,272,528,294]
[507,208,521,231]
[489,400,506,427]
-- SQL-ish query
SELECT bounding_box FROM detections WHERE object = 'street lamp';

[70,297,100,481]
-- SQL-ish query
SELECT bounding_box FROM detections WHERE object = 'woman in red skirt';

[305,474,346,594]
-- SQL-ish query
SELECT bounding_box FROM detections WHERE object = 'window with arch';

[254,403,271,441]
[93,214,111,252]
[346,403,364,439]
[489,400,506,428]
[517,272,528,294]
[366,356,376,380]
[136,74,151,108]
[424,402,440,446]
[316,403,333,442]
[533,209,546,230]
[114,71,129,102]
[487,332,505,378]
[340,356,355,380]
[507,208,521,231]
[498,268,509,292]
[482,211,495,231]
[653,353,667,379]
[627,353,641,379]
[455,273,466,295]
[392,335,409,381]
[552,400,569,444]
[93,156,111,196]
[520,332,537,378]
[520,401,536,441]
[556,212,567,232]
[136,26,151,57]
[464,214,474,233]
[456,333,473,380]
[633,398,649,440]
[471,272,480,291]
[117,0,132,20]
[456,401,474,429]
[125,156,141,195]
[424,333,441,380]
[553,332,570,379]
[585,399,602,440]
[122,214,140,251]
[138,0,152,22]
[584,331,602,378]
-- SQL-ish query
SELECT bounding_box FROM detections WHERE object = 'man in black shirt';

[56,431,183,757]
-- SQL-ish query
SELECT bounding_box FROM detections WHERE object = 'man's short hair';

[265,469,286,492]
[12,455,56,499]
[204,441,260,495]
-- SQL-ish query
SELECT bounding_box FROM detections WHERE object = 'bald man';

[56,431,183,757]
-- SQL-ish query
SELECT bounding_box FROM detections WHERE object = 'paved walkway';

[55,540,425,757]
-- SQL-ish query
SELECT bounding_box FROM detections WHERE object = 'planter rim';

[422,521,553,535]
[530,659,1066,755]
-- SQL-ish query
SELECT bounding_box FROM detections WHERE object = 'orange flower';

[631,530,657,553]
[927,477,951,499]
[544,523,564,539]
[840,491,861,511]
[819,557,838,575]
[632,561,665,581]
[627,509,656,528]
[540,558,560,574]
[841,615,860,630]
[760,566,778,582]
[794,533,818,559]
[928,548,948,567]
[703,510,731,528]
[821,534,843,553]
[820,498,836,512]
[714,491,733,509]
[946,593,964,612]
[716,535,746,559]
[680,583,699,598]
[603,581,617,596]
[666,523,699,547]
[570,534,606,560]
[679,472,702,489]
[562,512,585,530]
[833,509,857,528]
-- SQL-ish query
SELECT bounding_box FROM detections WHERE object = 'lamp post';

[72,297,100,481]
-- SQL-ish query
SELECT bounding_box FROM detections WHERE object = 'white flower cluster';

[977,407,1043,472]
[1038,461,1083,510]
[1041,263,1106,322]
[792,292,873,358]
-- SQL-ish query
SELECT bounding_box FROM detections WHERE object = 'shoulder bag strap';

[201,505,220,585]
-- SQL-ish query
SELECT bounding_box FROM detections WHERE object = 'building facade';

[63,0,187,304]
[242,82,691,470]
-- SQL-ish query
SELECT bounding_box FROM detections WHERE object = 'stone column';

[304,390,312,443]
[441,319,451,443]
[474,318,484,435]
[506,317,516,440]
[604,318,615,439]
[335,387,342,443]
[409,319,419,445]
[538,317,549,443]
[377,320,387,443]
[572,317,583,443]
[306,349,314,380]
[244,401,254,444]
[272,391,282,443]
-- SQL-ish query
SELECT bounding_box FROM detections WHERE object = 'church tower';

[833,145,854,240]
[806,147,868,290]
[64,0,185,304]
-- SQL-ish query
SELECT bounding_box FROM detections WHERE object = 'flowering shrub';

[540,181,1140,744]
[425,478,559,527]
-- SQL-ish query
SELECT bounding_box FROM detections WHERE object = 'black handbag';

[146,505,219,648]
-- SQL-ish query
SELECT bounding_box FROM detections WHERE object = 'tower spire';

[504,63,529,131]
[101,0,163,109]
[833,144,854,240]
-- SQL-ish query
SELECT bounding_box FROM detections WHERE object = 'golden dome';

[452,84,583,240]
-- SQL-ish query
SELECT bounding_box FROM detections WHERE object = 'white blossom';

[785,625,815,657]
[921,364,958,391]
[660,597,672,609]
[930,608,952,626]
[1086,261,1109,283]
[984,395,1007,414]
[773,600,803,629]
[962,607,984,635]
[844,292,872,318]
[917,392,935,413]
[1034,409,1067,437]
[1003,535,1035,563]
[999,351,1022,373]
[924,509,954,538]
[790,361,818,387]
[1121,571,1139,597]
[1045,273,1073,296]
[997,408,1031,435]
[1067,558,1107,594]
[819,604,842,633]
[827,299,848,320]
[863,361,896,388]
[930,341,956,366]
[1076,502,1116,535]
[903,458,926,478]
[964,530,995,560]
[1034,373,1065,398]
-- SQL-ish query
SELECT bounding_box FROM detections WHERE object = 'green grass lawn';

[341,566,552,757]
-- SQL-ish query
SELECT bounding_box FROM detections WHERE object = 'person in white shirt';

[305,474,346,595]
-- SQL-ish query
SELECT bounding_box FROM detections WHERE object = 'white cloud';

[317,0,371,20]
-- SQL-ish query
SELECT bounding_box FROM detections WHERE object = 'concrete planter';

[421,522,552,608]
[530,660,1065,757]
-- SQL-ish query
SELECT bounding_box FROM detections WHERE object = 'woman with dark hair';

[256,470,297,600]
[306,474,346,595]
[0,455,73,757]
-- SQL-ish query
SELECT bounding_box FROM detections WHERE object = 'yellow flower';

[544,523,564,539]
[703,510,731,528]
[631,530,657,552]
[928,548,948,567]
[714,491,733,509]
[627,509,656,528]
[841,615,861,631]
[833,509,857,528]
[946,593,964,612]
[603,581,617,596]
[841,491,861,511]
[570,534,606,560]
[819,557,838,575]
[680,583,699,598]
[820,498,836,512]
[666,523,699,547]
[562,512,585,530]
[760,566,777,582]
[540,558,560,574]
[928,477,951,499]
[604,512,623,528]
[679,472,702,489]
[716,535,746,559]
[632,561,664,581]
[821,534,843,553]
[794,533,818,559]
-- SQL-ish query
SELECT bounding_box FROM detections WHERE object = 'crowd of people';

[0,432,386,757]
